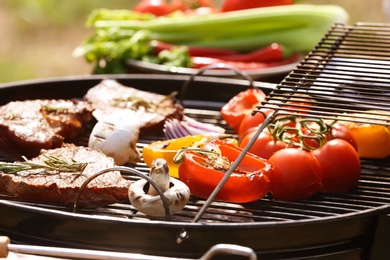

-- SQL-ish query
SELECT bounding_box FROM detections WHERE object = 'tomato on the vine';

[268,148,323,201]
[239,129,287,159]
[312,139,361,193]
[237,109,272,141]
[301,122,358,151]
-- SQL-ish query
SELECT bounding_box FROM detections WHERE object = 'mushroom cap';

[128,177,190,217]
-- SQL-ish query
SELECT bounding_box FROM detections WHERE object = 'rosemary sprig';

[0,155,87,175]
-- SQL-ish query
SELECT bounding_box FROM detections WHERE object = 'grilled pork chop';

[0,99,94,161]
[84,79,183,134]
[0,144,131,207]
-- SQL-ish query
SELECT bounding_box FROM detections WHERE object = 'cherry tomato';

[237,109,272,141]
[185,6,216,16]
[134,0,171,16]
[221,0,293,12]
[221,88,266,133]
[312,139,361,193]
[268,148,323,201]
[281,94,314,114]
[171,0,214,12]
[240,129,287,160]
[331,123,358,151]
[300,122,358,151]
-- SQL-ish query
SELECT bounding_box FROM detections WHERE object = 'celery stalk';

[91,4,348,53]
[93,5,348,34]
[177,26,332,53]
[75,4,349,73]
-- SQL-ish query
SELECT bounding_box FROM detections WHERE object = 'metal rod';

[191,110,277,224]
[1,237,257,260]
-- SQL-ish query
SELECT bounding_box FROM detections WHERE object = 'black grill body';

[0,23,390,259]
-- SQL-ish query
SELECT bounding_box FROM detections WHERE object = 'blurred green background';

[1,0,390,83]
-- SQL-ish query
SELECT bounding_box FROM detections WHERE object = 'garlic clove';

[89,111,141,165]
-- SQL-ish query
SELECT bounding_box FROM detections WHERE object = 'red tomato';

[134,0,171,16]
[185,6,216,16]
[221,88,266,133]
[237,109,272,140]
[312,139,361,193]
[268,148,323,201]
[171,0,214,12]
[300,122,358,151]
[221,0,293,12]
[281,94,313,114]
[240,130,287,160]
[331,123,358,151]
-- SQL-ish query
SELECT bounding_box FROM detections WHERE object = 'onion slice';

[163,116,225,139]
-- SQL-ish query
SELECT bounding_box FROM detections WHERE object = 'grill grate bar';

[256,23,390,124]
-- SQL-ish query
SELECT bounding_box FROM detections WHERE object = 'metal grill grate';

[1,23,390,259]
[256,23,390,124]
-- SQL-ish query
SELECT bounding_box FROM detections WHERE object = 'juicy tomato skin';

[312,139,361,193]
[221,0,293,12]
[134,0,172,16]
[331,123,358,151]
[268,148,323,201]
[221,88,266,133]
[239,129,287,160]
[237,109,272,141]
[299,122,358,151]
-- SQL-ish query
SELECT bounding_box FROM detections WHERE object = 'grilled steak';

[0,144,131,207]
[84,79,183,134]
[0,99,94,161]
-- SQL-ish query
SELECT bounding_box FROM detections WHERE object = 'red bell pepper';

[221,88,266,133]
[178,140,272,203]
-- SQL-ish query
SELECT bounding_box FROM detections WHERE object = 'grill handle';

[179,63,254,105]
[0,236,257,260]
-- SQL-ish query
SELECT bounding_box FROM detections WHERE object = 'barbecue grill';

[0,23,390,259]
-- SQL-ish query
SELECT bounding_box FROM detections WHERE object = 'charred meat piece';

[0,99,94,161]
[84,79,183,135]
[0,144,131,207]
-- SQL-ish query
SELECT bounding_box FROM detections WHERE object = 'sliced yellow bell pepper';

[339,112,390,159]
[142,135,210,178]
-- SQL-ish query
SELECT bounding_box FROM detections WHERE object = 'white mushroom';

[88,111,141,165]
[128,158,190,217]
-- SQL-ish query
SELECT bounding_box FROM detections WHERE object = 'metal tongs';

[0,236,257,260]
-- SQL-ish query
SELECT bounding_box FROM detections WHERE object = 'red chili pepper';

[221,0,293,12]
[191,57,269,70]
[178,140,272,203]
[191,53,299,70]
[205,43,287,63]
